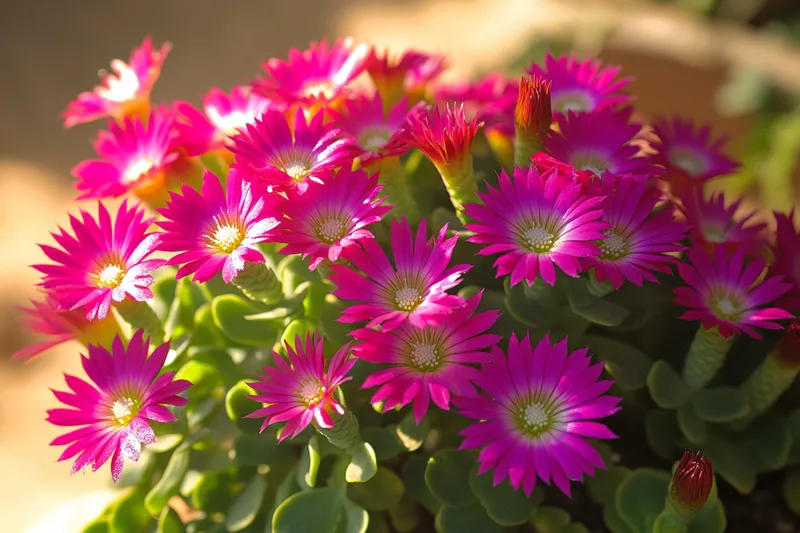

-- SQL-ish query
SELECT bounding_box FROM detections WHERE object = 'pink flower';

[544,107,652,181]
[229,108,359,194]
[675,245,793,339]
[247,333,356,441]
[34,201,166,321]
[678,188,765,257]
[433,73,513,125]
[353,291,501,422]
[528,53,632,115]
[174,86,279,156]
[464,166,607,287]
[47,330,191,482]
[455,332,621,497]
[648,116,739,187]
[583,176,686,289]
[275,168,391,270]
[13,293,120,362]
[367,48,447,104]
[253,38,369,109]
[770,210,800,312]
[63,36,171,127]
[156,169,280,283]
[72,109,179,199]
[329,218,470,331]
[328,93,421,166]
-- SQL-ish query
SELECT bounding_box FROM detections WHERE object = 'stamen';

[409,343,440,371]
[111,397,138,426]
[122,157,157,185]
[395,286,423,312]
[317,217,347,244]
[95,264,126,289]
[600,230,628,260]
[521,224,556,253]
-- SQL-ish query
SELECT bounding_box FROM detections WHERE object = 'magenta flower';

[34,201,166,321]
[253,38,369,108]
[678,188,765,257]
[455,332,621,497]
[433,73,513,124]
[675,245,793,339]
[528,53,632,115]
[229,108,359,193]
[72,109,179,199]
[544,107,651,181]
[648,116,739,185]
[247,333,356,440]
[174,86,279,156]
[367,48,447,104]
[156,169,280,283]
[63,36,171,128]
[353,291,501,422]
[583,177,686,289]
[275,168,391,270]
[329,218,470,331]
[328,93,420,166]
[47,330,191,482]
[771,210,800,312]
[464,166,607,287]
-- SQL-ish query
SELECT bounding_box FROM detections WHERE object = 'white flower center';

[208,108,256,136]
[670,148,707,177]
[709,289,745,322]
[95,264,126,289]
[284,164,310,181]
[395,286,423,312]
[552,91,594,113]
[111,397,138,426]
[571,151,610,176]
[409,343,440,371]
[600,230,628,260]
[701,223,729,244]
[358,129,391,151]
[302,81,335,100]
[97,61,141,103]
[209,222,243,254]
[122,157,157,185]
[317,217,347,244]
[298,379,324,406]
[521,224,556,254]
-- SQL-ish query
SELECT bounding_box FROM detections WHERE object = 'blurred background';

[2,0,799,531]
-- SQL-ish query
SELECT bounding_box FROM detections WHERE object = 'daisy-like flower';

[583,176,686,289]
[368,48,447,107]
[247,333,356,440]
[253,38,369,109]
[648,116,739,188]
[353,291,501,422]
[433,73,511,124]
[275,168,391,270]
[34,201,165,321]
[47,330,191,482]
[455,332,621,497]
[12,293,120,362]
[329,218,469,331]
[678,188,765,257]
[156,169,280,283]
[327,93,420,166]
[174,86,279,157]
[63,36,171,128]
[229,107,359,194]
[464,166,607,287]
[770,210,800,312]
[675,245,793,339]
[72,108,179,200]
[544,107,652,181]
[528,53,632,115]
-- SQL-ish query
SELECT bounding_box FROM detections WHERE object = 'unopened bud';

[513,76,552,167]
[670,451,713,517]
[775,320,800,370]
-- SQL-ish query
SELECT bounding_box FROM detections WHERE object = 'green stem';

[682,327,736,390]
[115,299,165,344]
[652,505,690,533]
[314,410,361,451]
[437,157,478,227]
[232,261,282,304]
[513,129,543,168]
[377,157,421,224]
[740,351,797,419]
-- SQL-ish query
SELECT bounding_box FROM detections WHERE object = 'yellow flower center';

[95,263,126,289]
[520,224,556,254]
[298,379,325,406]
[709,288,746,322]
[122,157,158,185]
[409,342,441,371]
[301,81,335,100]
[111,397,139,426]
[316,217,348,244]
[208,221,244,254]
[395,285,423,312]
[519,401,552,435]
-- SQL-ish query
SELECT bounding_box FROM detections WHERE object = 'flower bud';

[513,75,552,167]
[669,451,713,516]
[775,320,800,370]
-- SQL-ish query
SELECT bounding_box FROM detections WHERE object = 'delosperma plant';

[17,35,800,533]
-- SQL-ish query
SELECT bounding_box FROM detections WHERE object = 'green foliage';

[469,466,538,526]
[425,449,478,507]
[647,361,692,409]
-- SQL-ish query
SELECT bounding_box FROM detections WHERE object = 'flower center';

[208,220,244,254]
[208,109,256,137]
[700,223,730,244]
[97,63,141,103]
[395,285,423,312]
[709,289,746,322]
[670,148,707,177]
[302,81,335,100]
[517,400,554,437]
[297,379,324,406]
[408,342,441,372]
[316,216,348,244]
[357,128,391,151]
[520,223,557,254]
[599,230,628,260]
[571,151,610,176]
[95,263,126,289]
[122,157,158,185]
[111,397,139,426]
[552,90,594,113]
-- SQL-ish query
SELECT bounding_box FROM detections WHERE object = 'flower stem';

[682,327,736,390]
[740,351,797,419]
[232,261,282,304]
[437,158,478,226]
[314,410,361,451]
[114,300,165,344]
[513,133,543,169]
[652,505,690,533]
[377,157,421,224]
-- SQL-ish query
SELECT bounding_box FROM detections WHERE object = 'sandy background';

[0,0,767,531]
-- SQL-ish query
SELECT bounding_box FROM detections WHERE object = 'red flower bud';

[776,320,800,370]
[514,75,552,137]
[670,451,713,516]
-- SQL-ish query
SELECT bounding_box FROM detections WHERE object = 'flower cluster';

[19,35,796,532]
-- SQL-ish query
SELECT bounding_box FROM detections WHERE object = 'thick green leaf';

[603,502,635,533]
[297,436,322,488]
[469,466,533,526]
[562,524,590,533]
[192,304,227,348]
[361,427,403,461]
[435,502,502,533]
[225,474,268,532]
[677,404,707,444]
[700,434,757,495]
[211,294,280,346]
[586,335,653,390]
[346,441,378,483]
[647,360,692,409]
[337,499,369,533]
[530,505,571,533]
[692,387,750,422]
[347,467,405,511]
[425,449,477,507]
[402,454,440,514]
[387,494,420,533]
[504,279,550,328]
[567,281,629,327]
[148,434,183,454]
[111,488,152,533]
[273,465,301,508]
[164,277,196,340]
[687,500,727,533]
[192,472,234,514]
[279,318,317,353]
[749,416,792,471]
[272,486,342,533]
[233,433,291,467]
[174,360,223,429]
[225,380,262,434]
[587,466,631,505]
[615,469,670,533]
[145,448,190,516]
[644,409,680,460]
[783,468,800,514]
[157,506,184,533]
[81,520,110,533]
[395,413,428,452]
[365,511,390,533]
